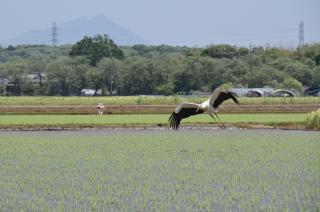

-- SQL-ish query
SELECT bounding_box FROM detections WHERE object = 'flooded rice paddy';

[0,129,319,210]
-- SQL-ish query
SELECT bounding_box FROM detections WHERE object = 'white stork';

[169,87,239,130]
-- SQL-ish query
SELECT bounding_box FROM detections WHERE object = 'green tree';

[197,57,225,91]
[264,47,293,60]
[238,47,249,57]
[224,59,250,86]
[69,34,124,66]
[284,62,313,85]
[153,56,182,95]
[279,77,303,92]
[0,63,6,95]
[247,67,284,88]
[201,44,242,59]
[27,59,47,95]
[94,58,118,95]
[311,66,320,86]
[220,82,234,90]
[173,56,203,93]
[46,57,89,95]
[298,44,320,65]
[120,57,157,95]
[3,60,28,95]
[68,57,91,95]
[46,57,71,95]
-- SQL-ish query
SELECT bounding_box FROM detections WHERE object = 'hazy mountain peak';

[1,15,146,46]
[92,14,108,20]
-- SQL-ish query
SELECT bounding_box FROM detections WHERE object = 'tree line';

[0,34,319,96]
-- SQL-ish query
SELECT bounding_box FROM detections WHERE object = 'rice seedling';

[0,129,319,210]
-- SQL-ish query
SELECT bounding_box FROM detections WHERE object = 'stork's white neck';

[199,99,215,112]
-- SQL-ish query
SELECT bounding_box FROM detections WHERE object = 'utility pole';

[299,21,304,48]
[108,38,113,95]
[107,37,117,96]
[2,74,5,96]
[38,73,43,95]
[249,43,252,73]
[0,65,5,96]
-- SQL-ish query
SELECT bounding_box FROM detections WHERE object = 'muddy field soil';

[1,104,320,114]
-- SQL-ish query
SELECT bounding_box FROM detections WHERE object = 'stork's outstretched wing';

[169,103,204,130]
[209,87,222,106]
[212,91,239,109]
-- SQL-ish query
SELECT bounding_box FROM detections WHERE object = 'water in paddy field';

[0,129,319,211]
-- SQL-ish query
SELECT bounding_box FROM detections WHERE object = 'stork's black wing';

[169,108,204,130]
[213,91,239,109]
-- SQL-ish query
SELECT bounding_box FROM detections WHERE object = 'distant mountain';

[1,15,146,46]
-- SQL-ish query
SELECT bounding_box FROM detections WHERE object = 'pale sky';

[1,0,319,46]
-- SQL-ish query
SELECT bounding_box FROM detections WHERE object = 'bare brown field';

[0,104,319,114]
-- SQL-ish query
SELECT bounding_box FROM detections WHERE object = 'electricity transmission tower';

[52,22,58,47]
[299,21,304,48]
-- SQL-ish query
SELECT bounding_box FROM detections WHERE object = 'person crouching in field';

[96,103,105,115]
